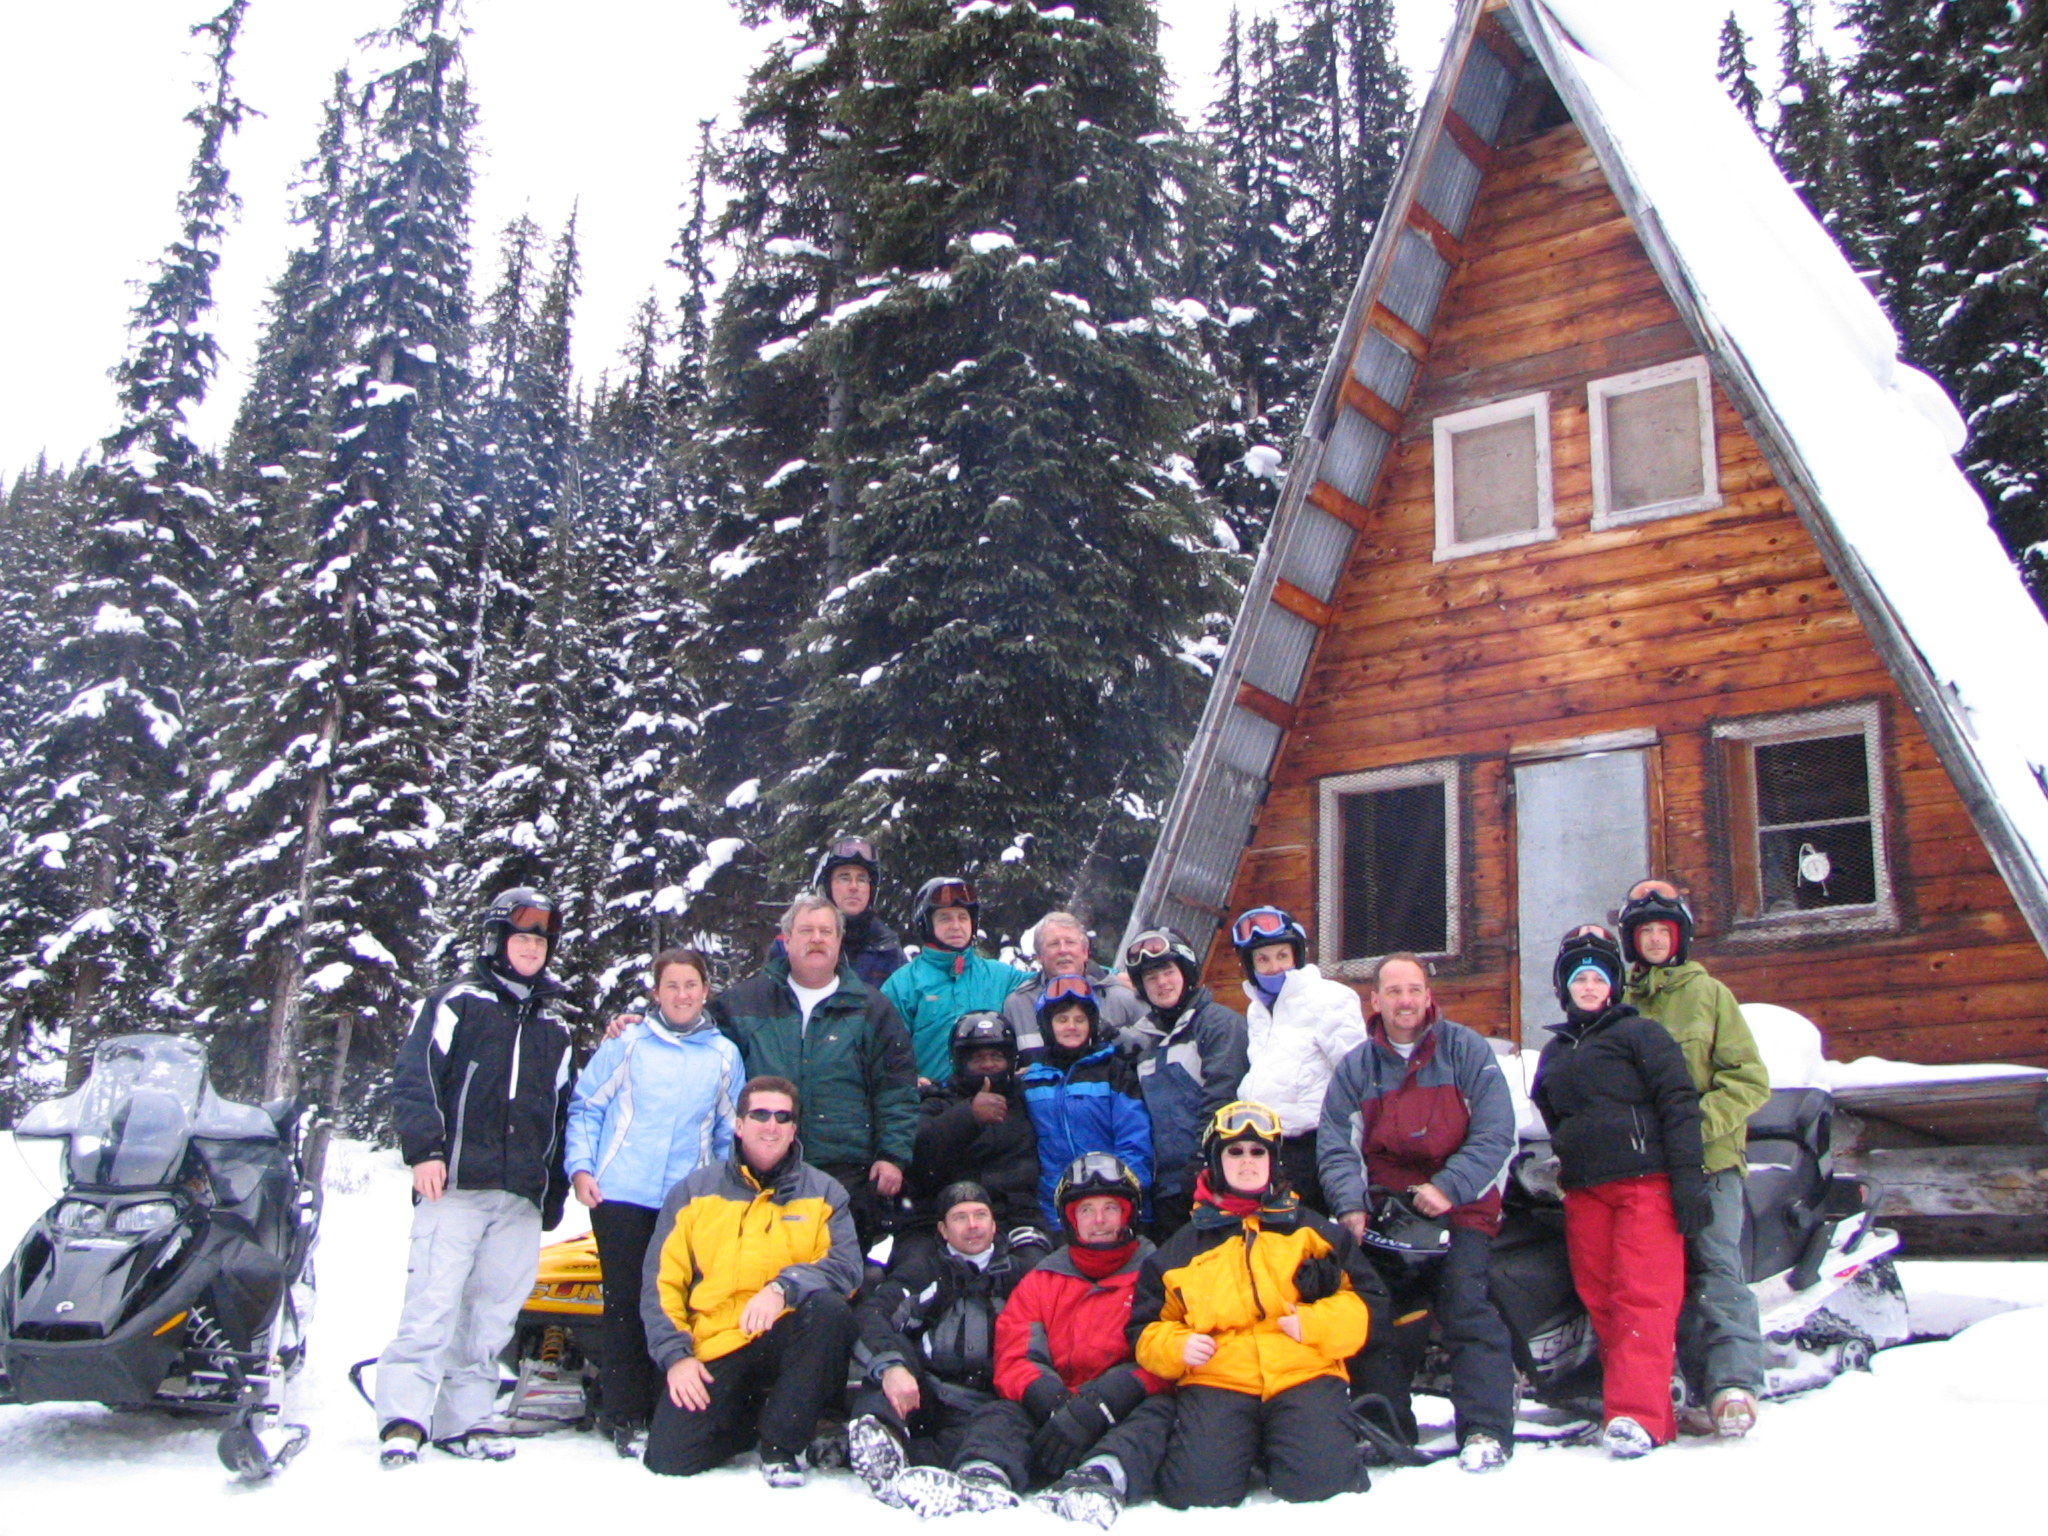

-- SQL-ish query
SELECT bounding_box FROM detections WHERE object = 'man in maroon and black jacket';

[1316,953,1518,1473]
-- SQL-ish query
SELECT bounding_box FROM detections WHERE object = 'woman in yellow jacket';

[1129,1101,1390,1506]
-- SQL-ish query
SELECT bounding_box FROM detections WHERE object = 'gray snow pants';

[375,1188,541,1441]
[1680,1167,1765,1395]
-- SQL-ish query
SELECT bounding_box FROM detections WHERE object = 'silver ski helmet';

[1124,927,1201,997]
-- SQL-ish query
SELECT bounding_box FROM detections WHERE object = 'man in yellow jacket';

[640,1075,861,1485]
[1130,1102,1389,1506]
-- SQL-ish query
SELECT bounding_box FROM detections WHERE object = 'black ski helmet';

[480,887,562,970]
[1124,927,1201,998]
[1554,924,1625,1015]
[812,835,880,897]
[911,876,979,949]
[1229,906,1307,980]
[1359,1193,1453,1268]
[1035,973,1105,1045]
[1618,879,1694,966]
[1052,1152,1141,1249]
[1201,1099,1286,1196]
[950,1010,1018,1092]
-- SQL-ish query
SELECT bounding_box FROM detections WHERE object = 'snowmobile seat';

[259,1095,304,1138]
[1740,1088,1833,1283]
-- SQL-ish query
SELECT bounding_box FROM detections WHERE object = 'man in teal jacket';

[885,877,1030,1082]
[713,893,921,1249]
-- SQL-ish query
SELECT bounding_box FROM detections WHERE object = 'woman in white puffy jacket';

[1229,907,1367,1213]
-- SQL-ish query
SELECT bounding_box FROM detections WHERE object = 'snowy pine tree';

[1718,12,1765,128]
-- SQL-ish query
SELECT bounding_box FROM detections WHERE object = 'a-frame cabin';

[1126,0,2048,1067]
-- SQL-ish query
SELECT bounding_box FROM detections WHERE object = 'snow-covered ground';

[1,1133,2041,1532]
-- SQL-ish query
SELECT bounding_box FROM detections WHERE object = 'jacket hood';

[1631,959,1709,997]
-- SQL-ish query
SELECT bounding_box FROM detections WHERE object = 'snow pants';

[850,1372,990,1468]
[588,1199,661,1428]
[1563,1174,1686,1444]
[953,1393,1174,1497]
[643,1291,857,1475]
[1352,1224,1516,1447]
[819,1160,895,1255]
[1158,1376,1367,1506]
[375,1188,541,1441]
[1680,1167,1765,1395]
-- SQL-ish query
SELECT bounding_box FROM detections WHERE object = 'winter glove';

[1019,1375,1072,1425]
[1080,1365,1151,1423]
[1030,1392,1115,1477]
[1293,1253,1343,1304]
[1668,1166,1712,1240]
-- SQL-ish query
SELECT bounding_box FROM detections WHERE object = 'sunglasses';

[1212,1100,1284,1139]
[1230,907,1293,947]
[742,1108,795,1125]
[1042,973,1096,1004]
[927,879,977,908]
[828,837,876,862]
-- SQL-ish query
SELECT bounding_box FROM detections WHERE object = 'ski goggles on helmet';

[1040,973,1097,1006]
[507,904,561,938]
[827,836,877,865]
[1124,929,1194,970]
[1627,879,1682,903]
[1211,1101,1285,1141]
[1230,907,1295,947]
[924,878,976,909]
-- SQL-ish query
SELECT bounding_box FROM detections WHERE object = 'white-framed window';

[1588,356,1722,529]
[1317,759,1461,979]
[1432,392,1554,560]
[1713,701,1898,938]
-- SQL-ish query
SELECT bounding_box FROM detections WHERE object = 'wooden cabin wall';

[1202,119,2048,1068]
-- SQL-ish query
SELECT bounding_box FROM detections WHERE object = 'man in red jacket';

[887,1154,1174,1527]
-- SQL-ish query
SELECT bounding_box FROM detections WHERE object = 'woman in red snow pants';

[1532,927,1708,1457]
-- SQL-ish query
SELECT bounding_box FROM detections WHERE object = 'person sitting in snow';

[375,887,575,1467]
[1618,879,1771,1438]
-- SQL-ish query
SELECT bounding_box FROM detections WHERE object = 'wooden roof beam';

[1271,580,1336,629]
[1369,303,1430,363]
[1235,681,1299,731]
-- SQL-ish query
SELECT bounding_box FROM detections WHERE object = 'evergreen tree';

[1718,12,1765,128]
[1772,0,1858,243]
[0,1,250,1086]
[767,0,1225,939]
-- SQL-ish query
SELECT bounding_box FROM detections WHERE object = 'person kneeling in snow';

[376,888,575,1468]
[640,1076,861,1487]
[846,1181,1038,1505]
[1131,1101,1387,1506]
[882,1155,1175,1526]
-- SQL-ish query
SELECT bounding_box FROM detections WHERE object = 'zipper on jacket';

[1242,1226,1267,1321]
[1630,1105,1646,1155]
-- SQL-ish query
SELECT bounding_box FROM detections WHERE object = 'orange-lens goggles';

[1042,973,1096,1004]
[1231,907,1291,946]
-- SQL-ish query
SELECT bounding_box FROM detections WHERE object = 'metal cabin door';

[1514,749,1651,1039]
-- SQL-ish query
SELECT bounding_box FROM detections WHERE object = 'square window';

[1589,357,1722,528]
[1714,703,1896,936]
[1317,761,1461,977]
[1432,393,1554,560]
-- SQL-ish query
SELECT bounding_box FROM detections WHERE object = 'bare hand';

[1340,1210,1368,1241]
[1277,1308,1303,1343]
[1411,1182,1452,1218]
[971,1078,1008,1124]
[572,1171,602,1209]
[606,1012,641,1041]
[667,1356,713,1411]
[740,1281,786,1336]
[1182,1333,1218,1368]
[881,1364,921,1419]
[871,1161,904,1198]
[413,1160,447,1201]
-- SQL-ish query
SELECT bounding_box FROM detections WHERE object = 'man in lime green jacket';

[884,877,1030,1082]
[1619,880,1771,1440]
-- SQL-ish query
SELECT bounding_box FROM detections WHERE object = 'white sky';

[0,1,1804,481]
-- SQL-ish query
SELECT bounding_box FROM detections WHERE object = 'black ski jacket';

[855,1232,1036,1403]
[910,1079,1042,1234]
[1530,1004,1705,1192]
[391,958,574,1224]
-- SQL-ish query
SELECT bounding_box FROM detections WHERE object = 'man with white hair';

[1002,911,1146,1053]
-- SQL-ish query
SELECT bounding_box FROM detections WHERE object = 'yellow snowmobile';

[501,1231,605,1432]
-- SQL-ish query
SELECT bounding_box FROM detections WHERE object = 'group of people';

[369,833,1771,1518]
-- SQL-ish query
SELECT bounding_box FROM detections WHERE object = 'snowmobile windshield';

[16,1035,270,1189]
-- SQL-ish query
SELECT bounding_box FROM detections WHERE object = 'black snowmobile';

[1374,1082,1906,1450]
[0,1034,321,1479]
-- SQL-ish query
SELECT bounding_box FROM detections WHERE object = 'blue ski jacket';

[1018,1040,1152,1227]
[564,1013,744,1211]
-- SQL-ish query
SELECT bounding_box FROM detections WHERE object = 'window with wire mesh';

[1717,703,1894,935]
[1338,782,1450,958]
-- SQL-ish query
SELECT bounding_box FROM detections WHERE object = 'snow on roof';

[1523,0,2048,941]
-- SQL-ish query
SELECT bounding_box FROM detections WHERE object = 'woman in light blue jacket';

[565,947,742,1452]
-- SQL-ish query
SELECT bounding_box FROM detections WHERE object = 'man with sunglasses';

[884,877,1030,1082]
[1002,911,1147,1054]
[1119,929,1249,1239]
[377,888,576,1467]
[641,1075,861,1486]
[1618,879,1770,1439]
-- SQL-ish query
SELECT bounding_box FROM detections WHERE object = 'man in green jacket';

[713,892,921,1250]
[884,877,1031,1082]
[1619,880,1772,1439]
